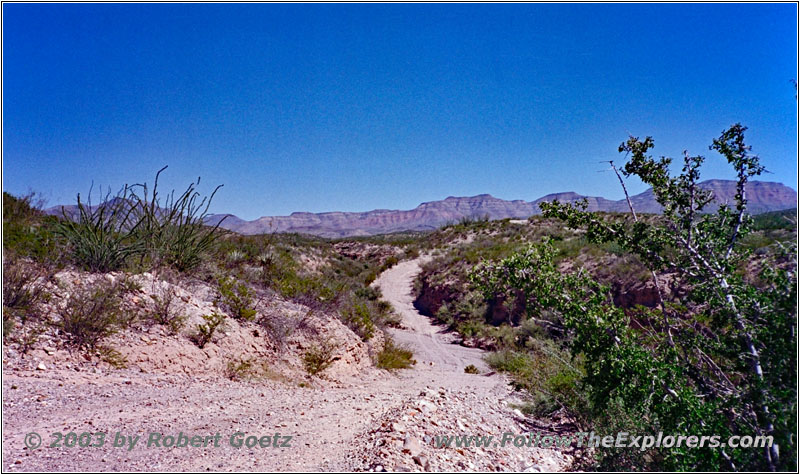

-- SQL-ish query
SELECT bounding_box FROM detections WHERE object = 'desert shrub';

[225,250,247,266]
[57,279,127,349]
[463,364,480,374]
[475,125,796,471]
[485,346,587,422]
[339,299,375,340]
[3,192,62,263]
[193,313,226,349]
[225,357,255,381]
[129,166,225,272]
[98,345,128,369]
[303,339,336,375]
[215,276,257,321]
[3,256,51,328]
[55,168,224,273]
[2,316,15,340]
[148,283,187,334]
[379,255,399,272]
[259,310,312,354]
[56,185,145,272]
[376,338,415,370]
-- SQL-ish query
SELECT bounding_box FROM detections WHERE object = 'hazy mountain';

[203,180,797,238]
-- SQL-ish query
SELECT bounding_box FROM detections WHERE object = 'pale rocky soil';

[2,258,577,472]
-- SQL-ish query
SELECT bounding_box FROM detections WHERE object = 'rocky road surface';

[2,258,575,471]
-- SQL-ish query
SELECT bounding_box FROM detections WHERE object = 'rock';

[391,422,406,433]
[413,455,430,470]
[402,437,422,457]
[36,362,47,371]
[512,409,525,418]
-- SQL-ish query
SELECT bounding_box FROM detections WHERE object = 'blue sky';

[3,3,797,219]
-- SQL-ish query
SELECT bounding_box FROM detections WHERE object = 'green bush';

[339,299,375,340]
[56,186,144,272]
[303,340,336,375]
[225,357,257,381]
[464,364,480,374]
[474,125,797,471]
[215,276,257,321]
[193,313,226,348]
[376,338,415,370]
[3,192,62,263]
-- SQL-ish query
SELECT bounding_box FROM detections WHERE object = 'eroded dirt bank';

[2,258,574,471]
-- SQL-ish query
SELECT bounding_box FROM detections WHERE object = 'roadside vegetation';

[2,169,410,373]
[413,125,796,471]
[3,125,795,471]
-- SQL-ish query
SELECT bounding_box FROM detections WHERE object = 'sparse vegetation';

[303,339,336,375]
[215,276,257,321]
[3,255,51,334]
[469,124,796,471]
[148,282,187,334]
[376,338,415,370]
[2,135,794,472]
[57,279,128,350]
[225,357,256,381]
[193,313,226,349]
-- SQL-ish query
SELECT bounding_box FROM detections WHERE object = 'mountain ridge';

[201,180,797,238]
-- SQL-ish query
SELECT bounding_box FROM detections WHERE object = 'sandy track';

[2,258,561,472]
[373,257,489,372]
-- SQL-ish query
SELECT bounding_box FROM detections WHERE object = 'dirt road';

[2,258,571,471]
[373,257,489,372]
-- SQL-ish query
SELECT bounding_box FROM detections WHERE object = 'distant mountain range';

[201,180,797,238]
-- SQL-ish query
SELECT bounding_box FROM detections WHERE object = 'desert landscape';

[3,3,797,473]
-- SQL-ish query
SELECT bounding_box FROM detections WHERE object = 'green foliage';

[376,338,415,370]
[58,279,128,349]
[98,345,128,369]
[303,339,336,375]
[56,168,224,273]
[340,299,376,340]
[130,166,225,272]
[475,124,796,471]
[225,357,257,381]
[215,276,257,321]
[752,208,797,231]
[3,192,62,263]
[2,315,15,340]
[56,186,144,272]
[463,364,480,374]
[193,313,226,349]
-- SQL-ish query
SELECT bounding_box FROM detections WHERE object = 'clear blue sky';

[3,3,797,219]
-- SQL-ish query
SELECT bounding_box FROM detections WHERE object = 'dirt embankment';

[3,260,574,472]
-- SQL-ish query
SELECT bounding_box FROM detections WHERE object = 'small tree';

[473,124,796,471]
